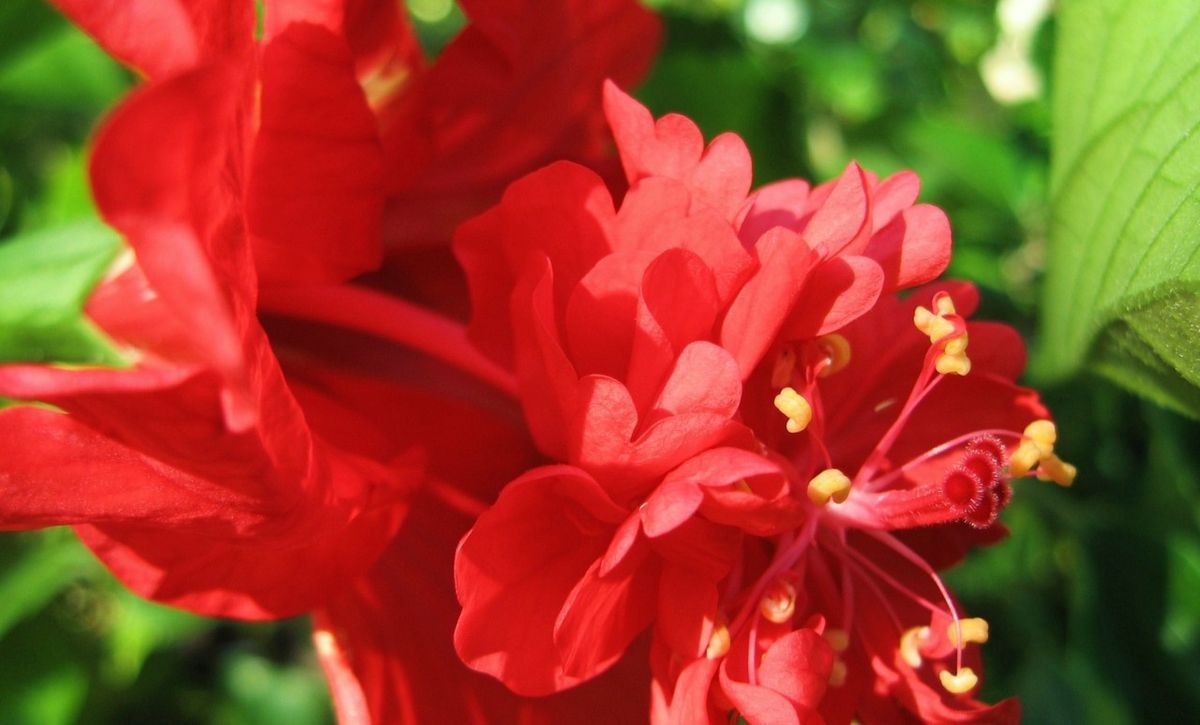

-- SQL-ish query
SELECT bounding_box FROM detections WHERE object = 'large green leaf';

[0,220,125,365]
[1039,0,1200,416]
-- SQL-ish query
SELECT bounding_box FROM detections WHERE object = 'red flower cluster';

[451,85,1075,723]
[0,2,1074,723]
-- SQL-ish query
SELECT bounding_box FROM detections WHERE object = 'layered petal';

[454,466,625,696]
[382,0,660,247]
[51,0,253,79]
[247,22,385,285]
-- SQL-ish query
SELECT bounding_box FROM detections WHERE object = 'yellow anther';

[829,659,847,687]
[733,479,753,494]
[825,629,850,653]
[815,334,852,378]
[773,387,813,434]
[1036,454,1077,487]
[916,294,970,374]
[705,622,731,660]
[1009,440,1040,477]
[935,351,971,376]
[939,667,979,694]
[946,618,990,647]
[914,307,957,341]
[899,626,929,668]
[1024,419,1057,455]
[759,580,797,624]
[771,346,797,388]
[1012,419,1066,479]
[943,332,969,357]
[807,468,852,506]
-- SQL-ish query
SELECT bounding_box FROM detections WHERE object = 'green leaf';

[1039,0,1200,416]
[0,24,129,114]
[0,532,95,637]
[217,650,332,725]
[103,587,208,685]
[0,615,89,725]
[0,0,62,69]
[0,220,125,365]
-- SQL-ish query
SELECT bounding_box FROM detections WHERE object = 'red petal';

[0,406,249,530]
[718,667,803,725]
[455,208,517,363]
[554,556,658,680]
[700,486,807,537]
[802,161,872,257]
[456,161,616,365]
[53,0,253,78]
[720,227,819,378]
[641,478,704,538]
[871,169,921,232]
[649,342,742,421]
[599,512,646,577]
[454,465,622,695]
[321,498,651,724]
[758,629,835,709]
[626,251,722,410]
[512,258,581,460]
[615,178,753,303]
[382,0,659,242]
[572,372,753,503]
[565,251,652,379]
[782,255,885,339]
[263,0,342,38]
[863,204,952,290]
[603,82,752,220]
[247,23,385,285]
[570,374,639,482]
[736,178,812,246]
[90,63,253,421]
[655,564,717,658]
[649,516,740,581]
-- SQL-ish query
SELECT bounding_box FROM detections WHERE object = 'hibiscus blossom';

[451,84,1074,722]
[0,0,659,627]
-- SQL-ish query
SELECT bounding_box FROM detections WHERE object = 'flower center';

[732,291,1076,695]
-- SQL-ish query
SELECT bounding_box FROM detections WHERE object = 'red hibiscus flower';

[0,20,412,618]
[452,86,1073,722]
[0,0,660,625]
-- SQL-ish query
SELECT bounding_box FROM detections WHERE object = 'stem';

[259,284,518,398]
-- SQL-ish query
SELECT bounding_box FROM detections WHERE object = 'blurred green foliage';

[0,0,1196,723]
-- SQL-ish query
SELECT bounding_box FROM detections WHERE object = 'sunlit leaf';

[1039,0,1200,417]
[104,588,208,685]
[0,220,124,365]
